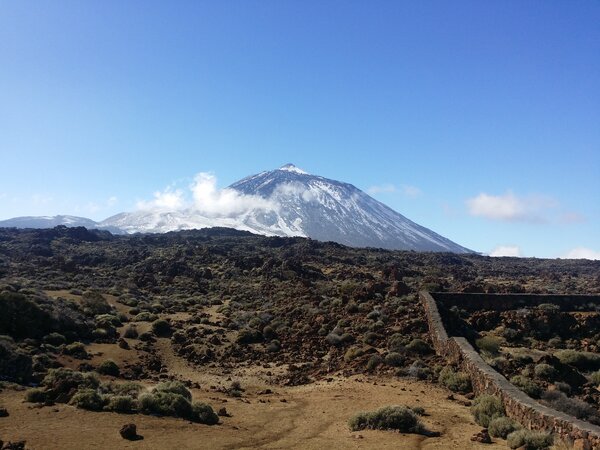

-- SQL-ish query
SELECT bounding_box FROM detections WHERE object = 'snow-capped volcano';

[226,164,470,252]
[1,165,471,252]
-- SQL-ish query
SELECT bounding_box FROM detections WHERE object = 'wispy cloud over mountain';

[489,245,522,257]
[562,247,600,260]
[466,191,557,223]
[367,184,422,198]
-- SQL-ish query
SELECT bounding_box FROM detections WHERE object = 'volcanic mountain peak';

[278,163,309,175]
[1,165,471,253]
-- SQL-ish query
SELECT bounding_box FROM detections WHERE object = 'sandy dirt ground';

[0,291,509,449]
[0,375,504,450]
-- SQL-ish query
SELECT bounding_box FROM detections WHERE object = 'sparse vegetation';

[438,366,471,393]
[348,405,427,434]
[470,394,505,427]
[510,375,542,398]
[555,350,600,371]
[70,388,104,411]
[488,416,520,439]
[506,429,553,449]
[97,360,120,377]
[475,336,501,356]
[0,226,598,446]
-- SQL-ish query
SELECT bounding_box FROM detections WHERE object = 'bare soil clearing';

[0,376,497,449]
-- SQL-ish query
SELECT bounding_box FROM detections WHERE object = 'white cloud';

[275,182,317,202]
[107,196,118,207]
[367,184,397,195]
[489,245,522,257]
[136,172,277,218]
[367,183,422,198]
[190,172,276,217]
[562,247,600,260]
[466,191,556,223]
[136,187,185,210]
[401,185,422,198]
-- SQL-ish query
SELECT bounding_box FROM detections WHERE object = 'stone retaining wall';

[420,291,600,448]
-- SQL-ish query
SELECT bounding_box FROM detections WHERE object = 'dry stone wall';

[420,291,600,448]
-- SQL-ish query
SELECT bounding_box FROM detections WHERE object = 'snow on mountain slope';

[228,164,470,252]
[0,215,124,234]
[0,215,100,229]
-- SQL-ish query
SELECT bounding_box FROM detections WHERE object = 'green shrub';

[101,381,143,398]
[104,395,135,413]
[153,381,192,401]
[438,367,472,393]
[236,328,263,344]
[406,360,431,379]
[139,391,192,418]
[82,291,112,316]
[555,350,600,371]
[122,325,138,339]
[405,338,431,355]
[25,388,46,403]
[384,352,404,367]
[266,340,281,352]
[533,364,557,380]
[387,333,407,352]
[0,338,33,383]
[506,429,553,449]
[325,333,343,346]
[510,375,542,398]
[191,402,219,425]
[475,336,501,356]
[590,370,600,385]
[344,346,366,362]
[537,303,560,312]
[138,332,155,342]
[228,380,243,397]
[488,416,520,439]
[92,328,110,340]
[362,332,380,345]
[151,319,172,336]
[95,314,122,329]
[70,388,105,411]
[0,292,53,339]
[43,332,66,346]
[97,360,120,377]
[63,342,88,358]
[470,394,505,427]
[366,355,383,371]
[348,405,426,434]
[42,368,99,402]
[134,312,158,322]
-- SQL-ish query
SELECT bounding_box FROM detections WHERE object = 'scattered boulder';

[119,423,141,441]
[1,441,26,450]
[470,429,492,444]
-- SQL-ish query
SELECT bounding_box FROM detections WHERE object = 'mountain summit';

[227,165,470,252]
[0,165,471,252]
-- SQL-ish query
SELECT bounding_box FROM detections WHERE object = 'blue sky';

[1,1,598,258]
